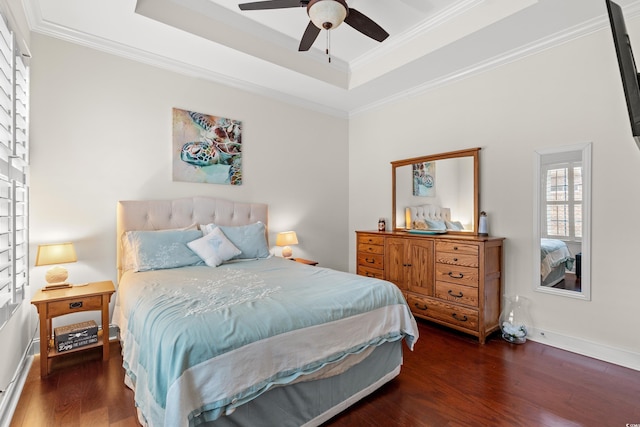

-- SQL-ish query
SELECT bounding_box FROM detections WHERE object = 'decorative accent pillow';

[446,220,465,231]
[201,221,270,259]
[126,229,204,272]
[412,220,428,230]
[425,219,447,231]
[187,227,242,267]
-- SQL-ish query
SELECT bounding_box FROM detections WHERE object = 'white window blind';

[541,153,582,241]
[0,11,29,331]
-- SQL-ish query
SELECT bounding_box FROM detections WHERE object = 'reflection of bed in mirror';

[540,238,575,287]
[406,204,466,231]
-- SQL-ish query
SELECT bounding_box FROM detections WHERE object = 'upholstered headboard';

[116,196,268,278]
[408,204,451,227]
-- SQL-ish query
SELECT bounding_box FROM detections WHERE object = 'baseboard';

[0,344,34,427]
[528,327,640,371]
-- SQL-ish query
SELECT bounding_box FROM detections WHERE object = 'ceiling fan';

[238,0,389,53]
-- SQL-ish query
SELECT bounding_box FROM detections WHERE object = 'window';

[542,158,582,241]
[0,11,29,332]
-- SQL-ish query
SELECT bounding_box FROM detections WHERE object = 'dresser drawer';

[47,295,103,318]
[435,264,479,287]
[435,251,479,268]
[357,265,384,279]
[357,242,384,255]
[357,235,384,246]
[436,241,479,256]
[407,294,479,331]
[435,281,478,307]
[357,253,384,269]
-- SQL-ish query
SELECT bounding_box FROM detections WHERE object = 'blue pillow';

[127,229,204,271]
[201,222,270,259]
[445,220,464,231]
[425,219,447,231]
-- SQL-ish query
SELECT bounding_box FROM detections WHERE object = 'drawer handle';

[453,258,458,262]
[448,290,463,298]
[403,263,412,267]
[453,246,458,250]
[448,272,464,279]
[452,313,468,322]
[365,258,375,264]
[413,303,428,311]
[69,301,83,309]
[366,273,375,278]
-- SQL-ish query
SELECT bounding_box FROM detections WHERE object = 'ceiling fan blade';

[344,8,389,42]
[239,0,306,11]
[298,21,321,51]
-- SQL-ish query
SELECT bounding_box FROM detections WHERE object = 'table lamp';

[276,231,298,258]
[35,242,77,290]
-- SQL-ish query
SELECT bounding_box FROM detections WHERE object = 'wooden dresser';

[356,230,504,344]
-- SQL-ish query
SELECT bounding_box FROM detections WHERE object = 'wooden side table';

[293,258,318,266]
[31,280,116,377]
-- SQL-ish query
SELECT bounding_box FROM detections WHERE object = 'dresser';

[356,231,504,344]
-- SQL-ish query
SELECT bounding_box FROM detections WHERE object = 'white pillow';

[187,227,242,267]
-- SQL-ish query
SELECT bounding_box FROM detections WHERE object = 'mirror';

[391,148,480,233]
[534,143,591,300]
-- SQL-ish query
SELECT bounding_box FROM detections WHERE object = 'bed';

[112,196,418,427]
[540,238,575,287]
[406,204,466,231]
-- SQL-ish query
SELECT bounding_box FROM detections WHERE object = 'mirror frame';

[533,142,591,300]
[391,147,480,234]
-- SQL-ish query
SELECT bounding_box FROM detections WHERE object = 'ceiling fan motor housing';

[307,0,348,30]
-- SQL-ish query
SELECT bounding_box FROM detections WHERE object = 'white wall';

[26,34,349,328]
[349,23,640,368]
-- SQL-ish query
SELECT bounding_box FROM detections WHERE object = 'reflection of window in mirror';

[534,143,591,301]
[541,151,582,244]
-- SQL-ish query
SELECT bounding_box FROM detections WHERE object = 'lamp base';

[43,282,72,291]
[281,246,293,258]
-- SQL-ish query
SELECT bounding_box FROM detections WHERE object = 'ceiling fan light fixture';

[308,0,347,30]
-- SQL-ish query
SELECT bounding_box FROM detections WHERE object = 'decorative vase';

[478,211,488,236]
[499,295,532,344]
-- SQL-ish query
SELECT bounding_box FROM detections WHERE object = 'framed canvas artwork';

[172,108,242,185]
[413,161,435,197]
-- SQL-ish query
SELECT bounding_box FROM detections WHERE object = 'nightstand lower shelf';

[31,281,115,377]
[47,329,105,358]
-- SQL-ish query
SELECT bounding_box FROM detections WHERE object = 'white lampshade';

[35,242,77,289]
[308,0,347,30]
[276,231,298,258]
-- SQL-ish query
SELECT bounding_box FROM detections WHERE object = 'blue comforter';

[113,257,418,427]
[540,238,575,279]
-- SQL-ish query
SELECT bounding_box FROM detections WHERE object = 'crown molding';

[349,10,618,117]
[350,0,484,71]
[22,0,640,119]
[24,2,349,119]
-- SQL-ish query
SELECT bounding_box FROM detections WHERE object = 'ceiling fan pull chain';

[326,30,331,63]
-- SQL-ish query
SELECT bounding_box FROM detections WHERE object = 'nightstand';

[31,280,115,377]
[293,258,318,266]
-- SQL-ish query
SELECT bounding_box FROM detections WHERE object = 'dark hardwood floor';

[10,320,640,427]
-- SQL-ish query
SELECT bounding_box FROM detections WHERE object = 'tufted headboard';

[116,196,268,279]
[408,204,451,227]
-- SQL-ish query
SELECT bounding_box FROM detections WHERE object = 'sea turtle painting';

[173,108,242,185]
